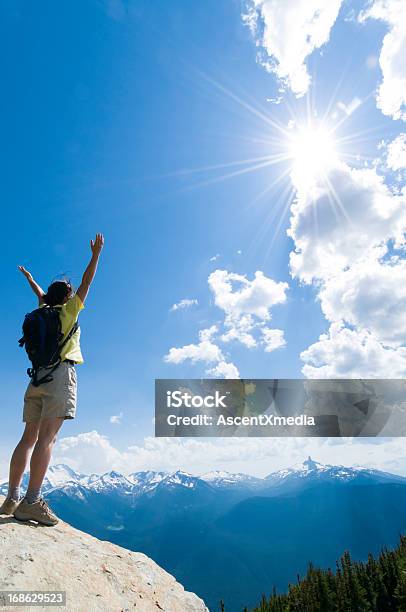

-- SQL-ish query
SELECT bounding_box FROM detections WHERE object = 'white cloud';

[199,326,218,341]
[244,0,343,96]
[386,133,406,170]
[221,315,257,348]
[164,326,222,365]
[51,430,406,478]
[209,269,288,320]
[164,270,288,376]
[209,269,288,352]
[301,322,406,378]
[287,146,406,377]
[261,327,286,352]
[54,431,127,474]
[359,0,406,121]
[170,298,198,312]
[210,254,220,262]
[208,360,240,379]
[319,258,406,347]
[288,160,406,283]
[110,412,123,425]
[110,412,124,425]
[164,325,240,379]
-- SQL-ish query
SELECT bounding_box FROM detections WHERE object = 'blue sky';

[1,0,405,478]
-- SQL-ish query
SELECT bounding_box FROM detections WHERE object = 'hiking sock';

[8,486,20,502]
[25,488,41,504]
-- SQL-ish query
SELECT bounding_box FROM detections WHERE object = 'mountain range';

[2,458,406,611]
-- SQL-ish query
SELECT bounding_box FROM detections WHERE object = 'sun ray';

[245,180,296,262]
[324,173,354,226]
[133,69,388,254]
[321,64,352,124]
[265,183,296,253]
[336,123,389,146]
[330,91,375,133]
[170,154,292,196]
[245,164,294,211]
[196,69,290,139]
[146,153,290,181]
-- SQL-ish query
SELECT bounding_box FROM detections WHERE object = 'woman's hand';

[90,233,104,258]
[18,265,33,281]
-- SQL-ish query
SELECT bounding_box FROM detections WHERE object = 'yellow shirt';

[56,294,85,363]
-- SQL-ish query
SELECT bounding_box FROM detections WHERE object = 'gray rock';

[0,496,208,612]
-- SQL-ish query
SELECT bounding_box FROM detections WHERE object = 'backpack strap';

[58,320,79,356]
[29,362,61,387]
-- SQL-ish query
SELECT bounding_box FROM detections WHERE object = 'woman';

[0,233,104,526]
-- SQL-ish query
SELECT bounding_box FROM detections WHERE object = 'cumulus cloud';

[221,314,257,348]
[164,326,222,365]
[244,0,343,96]
[209,269,288,352]
[261,327,286,352]
[319,259,406,347]
[287,137,406,376]
[359,0,406,120]
[51,430,406,478]
[164,270,288,378]
[288,160,406,283]
[170,298,198,312]
[54,431,128,474]
[386,133,406,170]
[110,412,123,425]
[208,360,240,379]
[301,322,406,378]
[164,325,240,379]
[209,269,288,320]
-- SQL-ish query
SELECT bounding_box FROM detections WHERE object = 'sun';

[162,71,369,251]
[287,123,338,189]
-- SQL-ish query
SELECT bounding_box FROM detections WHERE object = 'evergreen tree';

[245,535,406,612]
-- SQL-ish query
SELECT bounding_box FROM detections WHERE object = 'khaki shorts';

[23,362,77,423]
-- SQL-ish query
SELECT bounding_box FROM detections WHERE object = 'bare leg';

[8,422,41,490]
[27,417,64,491]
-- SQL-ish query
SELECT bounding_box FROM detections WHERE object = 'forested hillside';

[245,535,406,612]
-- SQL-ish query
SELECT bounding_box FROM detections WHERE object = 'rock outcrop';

[0,496,208,612]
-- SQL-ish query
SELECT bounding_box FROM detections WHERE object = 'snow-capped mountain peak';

[45,464,84,488]
[160,470,199,489]
[263,457,406,489]
[86,471,134,493]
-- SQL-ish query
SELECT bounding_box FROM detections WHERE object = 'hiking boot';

[14,498,59,526]
[0,497,20,516]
